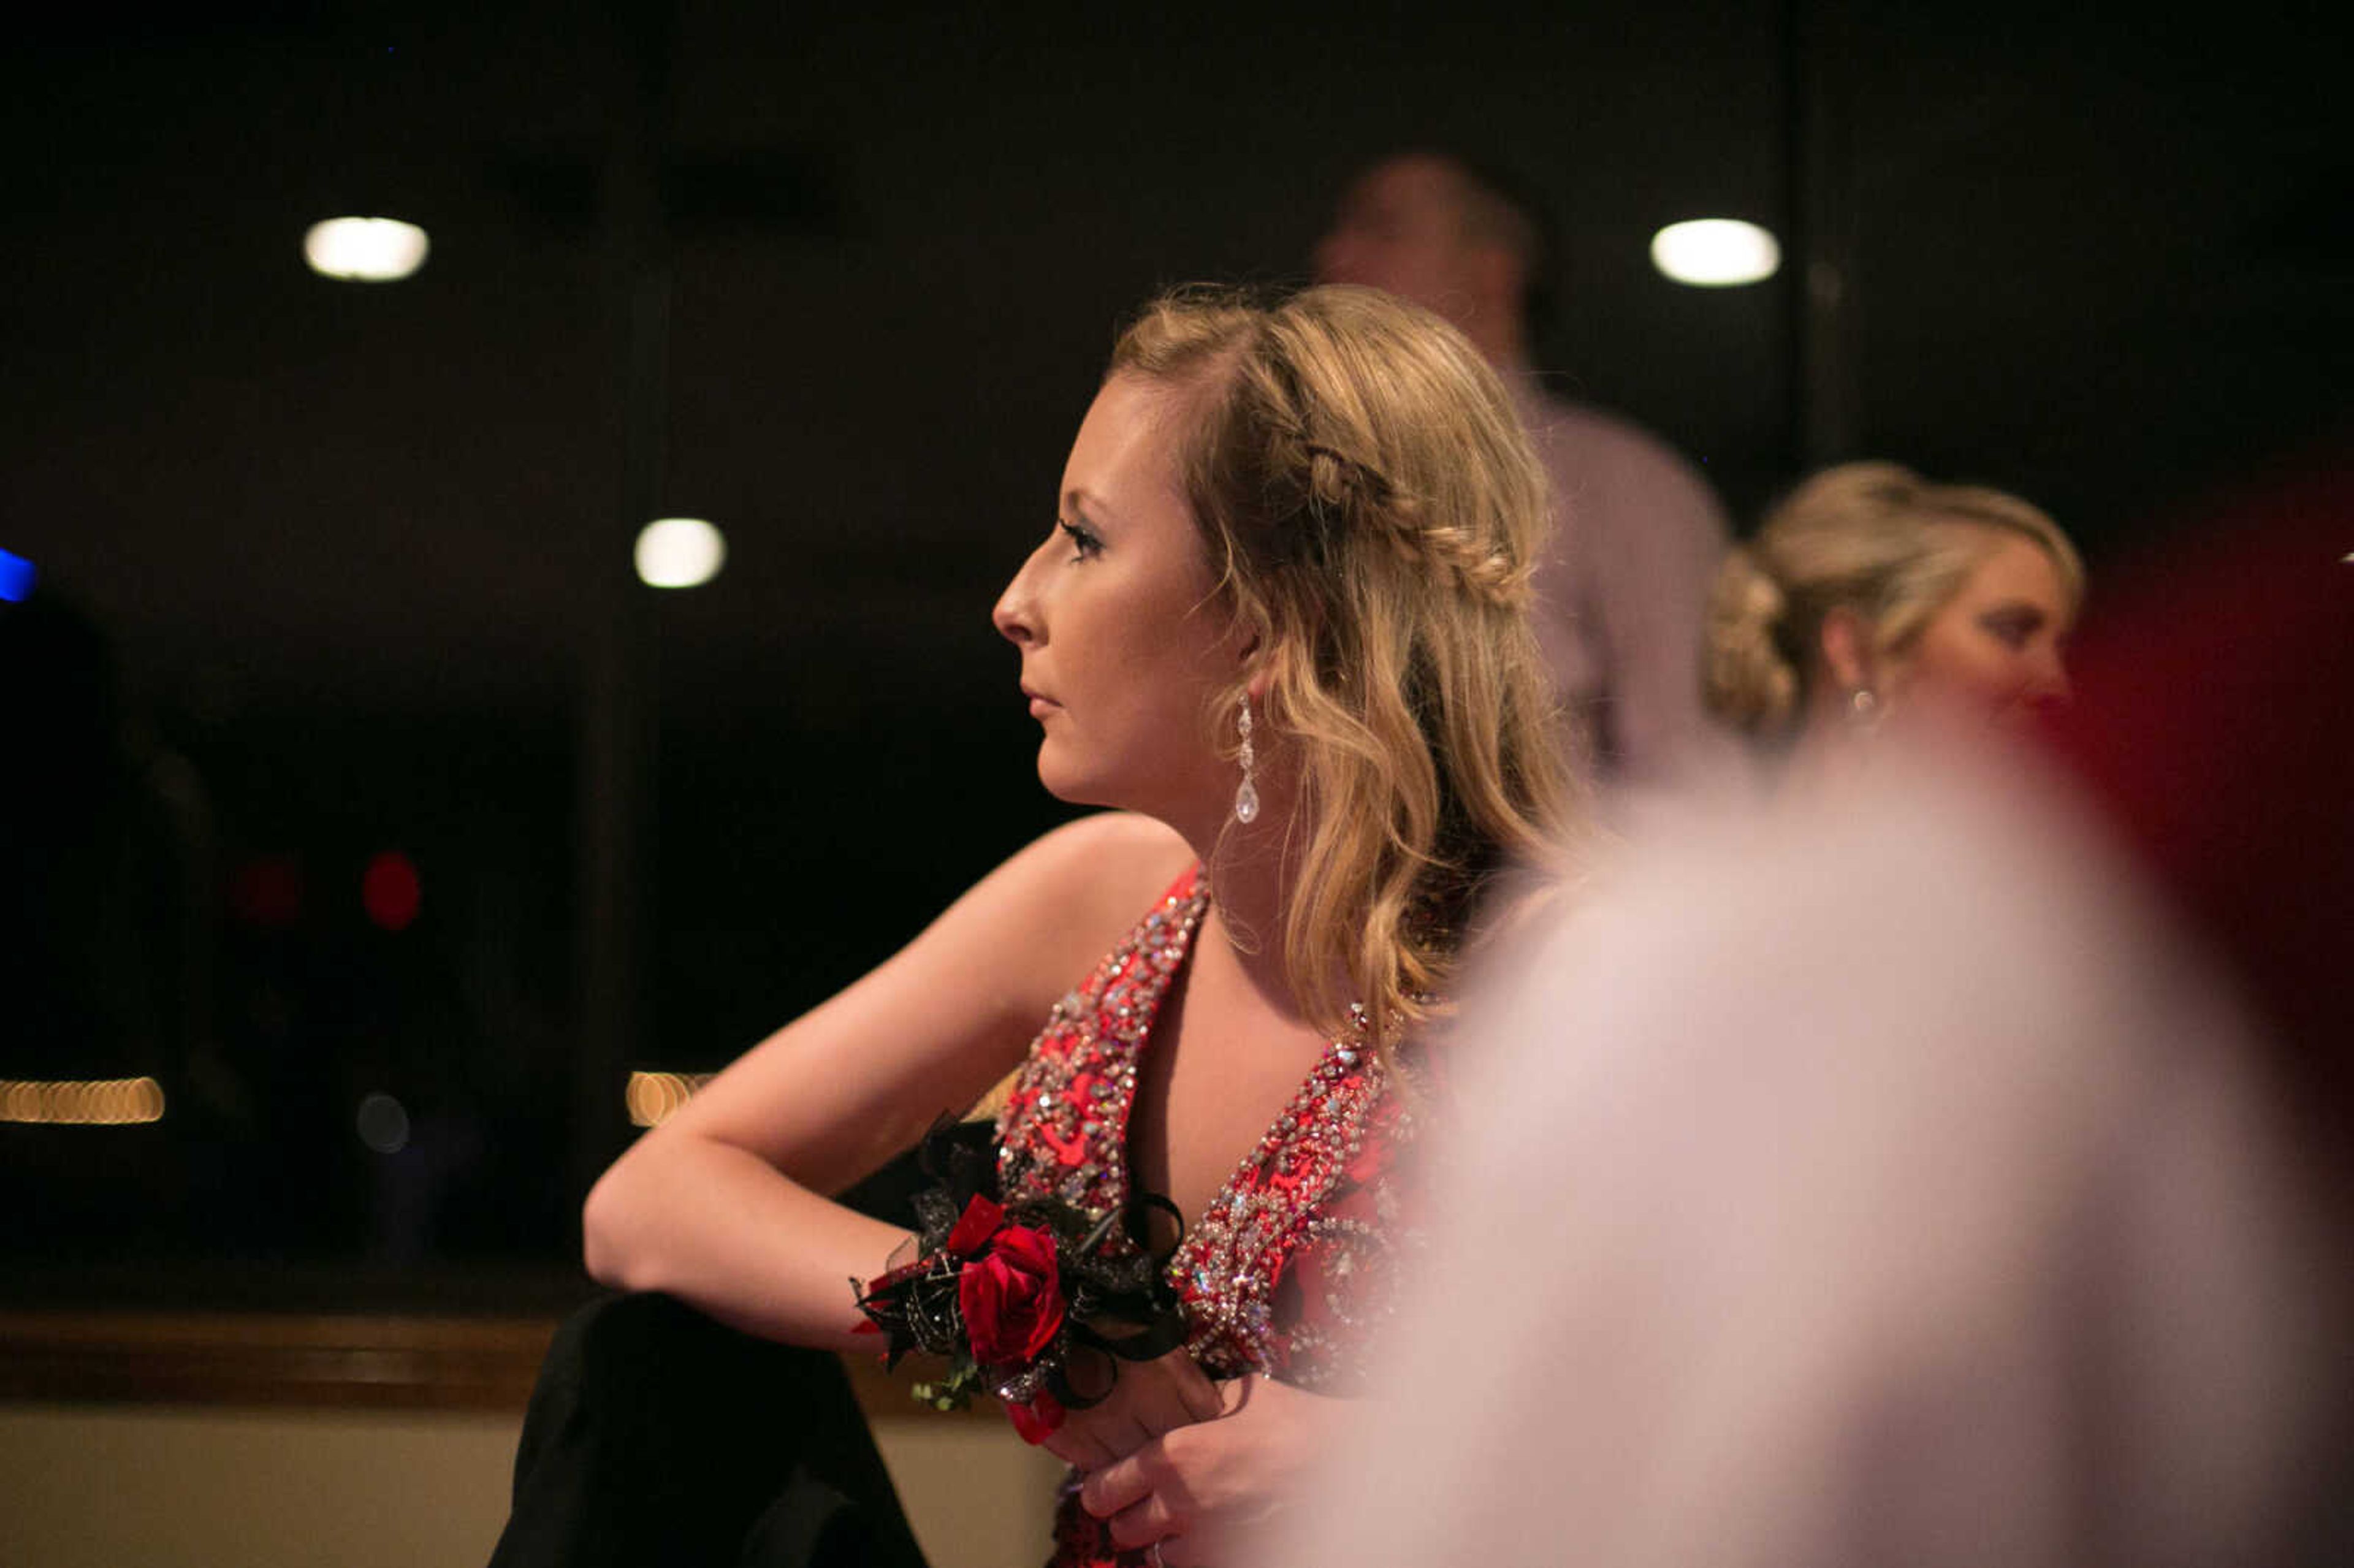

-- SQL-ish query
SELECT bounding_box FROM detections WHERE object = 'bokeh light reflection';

[362,850,422,932]
[302,217,430,281]
[1650,218,1782,287]
[634,519,728,589]
[627,1071,714,1128]
[356,1090,411,1154]
[0,1076,167,1125]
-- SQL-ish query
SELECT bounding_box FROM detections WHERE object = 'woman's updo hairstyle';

[1705,460,2083,737]
[1108,283,1572,1050]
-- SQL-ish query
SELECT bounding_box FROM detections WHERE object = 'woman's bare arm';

[582,812,1191,1350]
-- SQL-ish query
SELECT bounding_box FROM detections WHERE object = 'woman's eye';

[1979,609,2041,649]
[1058,519,1103,561]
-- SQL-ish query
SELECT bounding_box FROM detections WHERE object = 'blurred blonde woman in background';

[1705,462,2083,774]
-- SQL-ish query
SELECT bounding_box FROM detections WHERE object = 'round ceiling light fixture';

[303,217,431,281]
[1650,218,1782,287]
[634,518,728,589]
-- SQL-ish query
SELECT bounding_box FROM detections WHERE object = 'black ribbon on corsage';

[851,1116,1190,1433]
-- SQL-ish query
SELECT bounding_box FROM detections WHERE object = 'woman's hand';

[1031,1347,1224,1471]
[1076,1374,1338,1565]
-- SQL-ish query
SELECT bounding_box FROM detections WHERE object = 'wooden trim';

[0,1311,557,1412]
[0,1310,989,1421]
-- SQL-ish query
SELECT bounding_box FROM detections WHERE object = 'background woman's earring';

[1234,695,1260,824]
[1847,687,1881,729]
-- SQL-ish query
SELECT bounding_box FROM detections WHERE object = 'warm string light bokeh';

[624,1071,715,1129]
[1,1076,167,1126]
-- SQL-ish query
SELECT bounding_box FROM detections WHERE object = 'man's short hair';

[1404,145,1560,346]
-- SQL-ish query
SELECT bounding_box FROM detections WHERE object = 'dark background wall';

[2,0,2345,1298]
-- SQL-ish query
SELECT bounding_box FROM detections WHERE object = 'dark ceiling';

[5,2,2347,725]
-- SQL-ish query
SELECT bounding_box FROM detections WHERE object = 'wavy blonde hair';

[1109,284,1575,1049]
[1706,460,2084,737]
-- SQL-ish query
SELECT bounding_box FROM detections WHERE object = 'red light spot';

[362,851,422,932]
[230,855,305,927]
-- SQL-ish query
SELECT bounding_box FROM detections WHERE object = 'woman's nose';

[992,547,1043,647]
[2024,644,2071,707]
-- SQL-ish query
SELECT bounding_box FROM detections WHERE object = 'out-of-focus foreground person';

[1315,150,1732,790]
[1271,456,2354,1568]
[1707,460,2082,764]
[489,283,1574,1568]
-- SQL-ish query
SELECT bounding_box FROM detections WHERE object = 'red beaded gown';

[994,867,1430,1568]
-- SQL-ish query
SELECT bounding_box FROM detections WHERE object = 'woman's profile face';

[1900,528,2073,728]
[991,373,1242,821]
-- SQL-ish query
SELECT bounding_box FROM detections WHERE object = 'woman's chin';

[1034,756,1106,808]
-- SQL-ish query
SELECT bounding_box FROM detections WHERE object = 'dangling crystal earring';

[1233,694,1260,824]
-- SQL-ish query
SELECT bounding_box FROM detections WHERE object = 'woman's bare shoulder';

[987,812,1196,954]
[903,811,1194,1048]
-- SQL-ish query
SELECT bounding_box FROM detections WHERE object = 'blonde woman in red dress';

[498,284,1574,1568]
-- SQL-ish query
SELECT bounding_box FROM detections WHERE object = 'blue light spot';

[0,549,34,603]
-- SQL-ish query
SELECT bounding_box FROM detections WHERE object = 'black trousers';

[487,1292,931,1568]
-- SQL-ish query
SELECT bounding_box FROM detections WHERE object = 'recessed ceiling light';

[635,518,728,589]
[303,217,430,281]
[1650,219,1781,287]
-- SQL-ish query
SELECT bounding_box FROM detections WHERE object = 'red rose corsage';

[851,1119,1187,1440]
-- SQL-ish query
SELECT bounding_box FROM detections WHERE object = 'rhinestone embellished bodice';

[994,866,1424,1394]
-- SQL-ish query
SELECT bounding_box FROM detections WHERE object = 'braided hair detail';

[1298,439,1534,613]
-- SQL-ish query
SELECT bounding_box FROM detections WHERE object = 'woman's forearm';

[582,1133,912,1352]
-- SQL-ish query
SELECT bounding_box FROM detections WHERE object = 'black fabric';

[487,1292,930,1568]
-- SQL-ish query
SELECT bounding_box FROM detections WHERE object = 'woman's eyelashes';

[1058,517,1105,561]
[1979,606,2044,649]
